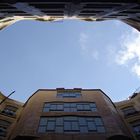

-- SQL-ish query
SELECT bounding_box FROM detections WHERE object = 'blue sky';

[0,19,140,103]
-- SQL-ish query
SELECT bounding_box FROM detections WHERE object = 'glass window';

[2,105,18,116]
[50,104,57,111]
[47,121,55,131]
[0,120,11,137]
[79,117,87,126]
[72,122,79,131]
[40,118,47,125]
[0,126,7,137]
[57,92,81,98]
[77,104,83,111]
[0,120,11,127]
[83,104,90,111]
[38,116,105,134]
[43,102,97,112]
[55,126,63,133]
[95,118,103,125]
[57,104,63,111]
[56,118,63,126]
[130,120,140,138]
[38,126,46,133]
[87,122,96,131]
[80,126,88,133]
[122,106,137,116]
[64,122,71,131]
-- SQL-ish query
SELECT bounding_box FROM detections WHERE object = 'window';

[121,106,137,117]
[38,116,105,134]
[57,92,81,98]
[43,102,97,112]
[130,120,140,140]
[1,105,18,117]
[0,120,11,137]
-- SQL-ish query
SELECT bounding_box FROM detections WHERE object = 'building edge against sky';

[0,1,140,31]
[0,91,23,140]
[0,88,140,140]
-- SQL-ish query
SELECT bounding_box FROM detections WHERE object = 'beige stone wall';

[115,93,140,140]
[10,89,132,140]
[0,92,23,140]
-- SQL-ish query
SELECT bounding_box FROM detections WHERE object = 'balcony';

[0,110,16,118]
[124,111,140,119]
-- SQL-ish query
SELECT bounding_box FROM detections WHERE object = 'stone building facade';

[0,1,140,31]
[8,88,133,140]
[0,92,23,140]
[116,92,140,140]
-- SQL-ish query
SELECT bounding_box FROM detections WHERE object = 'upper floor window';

[1,105,18,117]
[57,92,81,98]
[130,120,140,139]
[121,106,137,117]
[43,102,97,112]
[38,116,105,134]
[0,119,11,137]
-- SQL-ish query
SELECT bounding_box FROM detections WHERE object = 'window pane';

[64,122,71,131]
[38,116,104,134]
[57,104,63,111]
[56,118,63,126]
[72,122,79,131]
[80,126,88,133]
[0,120,11,127]
[44,103,50,108]
[87,122,96,131]
[64,108,70,112]
[97,126,105,133]
[40,118,47,125]
[63,93,70,97]
[38,126,46,133]
[83,104,90,111]
[47,121,55,131]
[43,107,50,112]
[91,108,97,112]
[95,118,103,125]
[50,105,57,111]
[64,103,70,107]
[55,126,63,133]
[71,108,77,112]
[69,93,76,97]
[90,103,96,108]
[57,93,62,97]
[79,118,87,126]
[77,104,83,111]
[71,103,76,108]
[86,118,93,121]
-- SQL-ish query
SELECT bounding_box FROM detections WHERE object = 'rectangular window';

[1,105,18,117]
[57,92,81,98]
[38,116,105,134]
[0,120,11,137]
[43,102,97,112]
[130,120,140,139]
[122,106,137,117]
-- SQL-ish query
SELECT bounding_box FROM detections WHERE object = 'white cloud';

[132,63,140,77]
[115,29,140,78]
[79,32,99,60]
[79,33,88,52]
